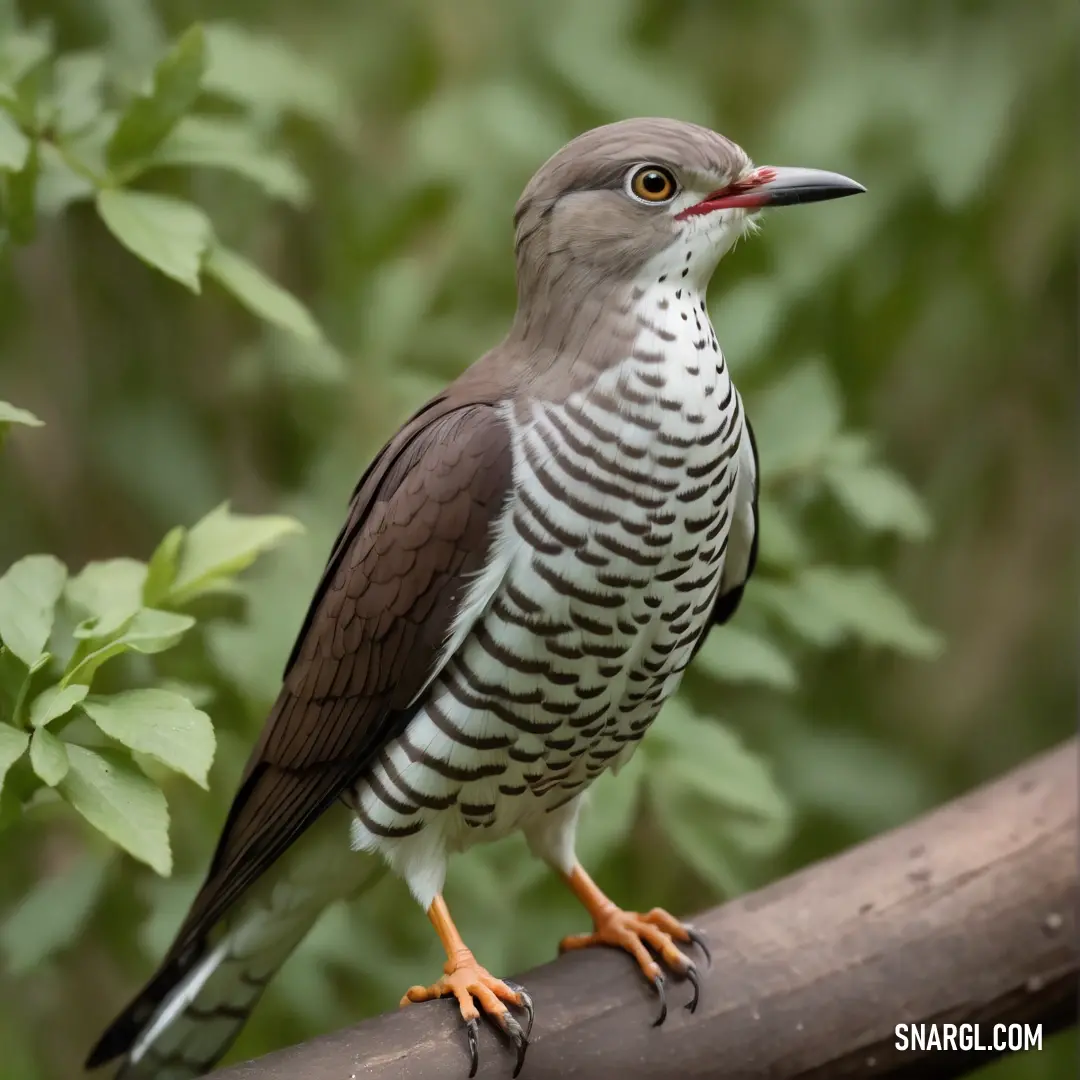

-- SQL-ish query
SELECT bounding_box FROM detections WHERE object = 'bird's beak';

[678,166,865,218]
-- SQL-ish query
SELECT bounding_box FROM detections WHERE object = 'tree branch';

[210,740,1078,1080]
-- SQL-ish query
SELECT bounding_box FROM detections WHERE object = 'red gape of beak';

[676,165,865,219]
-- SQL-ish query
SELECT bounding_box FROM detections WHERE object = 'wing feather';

[87,397,513,1068]
[196,400,513,930]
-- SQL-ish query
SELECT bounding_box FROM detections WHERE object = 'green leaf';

[574,751,646,867]
[96,189,211,291]
[143,526,185,607]
[0,107,29,169]
[29,727,68,785]
[409,81,570,190]
[205,244,321,341]
[0,400,42,427]
[59,745,171,875]
[775,728,937,834]
[155,678,214,709]
[648,780,745,895]
[694,625,798,690]
[912,40,1019,209]
[707,278,782,370]
[170,502,303,605]
[0,400,43,450]
[0,850,110,974]
[66,556,147,630]
[751,360,843,477]
[97,0,167,92]
[651,703,793,826]
[52,107,115,178]
[542,5,705,125]
[799,567,944,657]
[205,523,319,698]
[34,142,95,216]
[29,683,88,728]
[51,51,106,135]
[137,872,200,958]
[149,116,308,205]
[81,689,214,788]
[824,459,932,540]
[352,253,444,365]
[3,136,37,243]
[202,22,342,127]
[0,647,45,730]
[751,579,846,647]
[64,608,195,687]
[232,332,346,390]
[0,27,52,85]
[107,25,206,173]
[0,722,29,799]
[0,555,67,666]
[755,496,809,568]
[824,431,875,466]
[648,706,792,894]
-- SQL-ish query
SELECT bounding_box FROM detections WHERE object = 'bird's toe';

[400,955,533,1078]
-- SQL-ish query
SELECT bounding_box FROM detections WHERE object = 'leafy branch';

[0,19,325,341]
[0,403,301,876]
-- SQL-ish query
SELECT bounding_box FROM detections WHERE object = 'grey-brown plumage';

[88,118,863,1080]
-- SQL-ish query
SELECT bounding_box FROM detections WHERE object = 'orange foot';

[403,896,533,1078]
[560,866,710,1025]
[401,954,532,1077]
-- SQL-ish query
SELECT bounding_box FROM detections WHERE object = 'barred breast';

[348,280,747,900]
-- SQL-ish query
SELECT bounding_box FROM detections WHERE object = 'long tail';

[88,808,384,1079]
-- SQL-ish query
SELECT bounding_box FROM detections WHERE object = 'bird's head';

[512,117,864,303]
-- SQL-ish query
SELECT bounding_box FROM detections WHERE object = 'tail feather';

[116,912,307,1080]
[88,807,384,1079]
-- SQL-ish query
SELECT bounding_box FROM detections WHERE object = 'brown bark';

[209,739,1078,1080]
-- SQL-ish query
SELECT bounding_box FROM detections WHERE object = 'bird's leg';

[558,862,709,1024]
[400,894,533,1078]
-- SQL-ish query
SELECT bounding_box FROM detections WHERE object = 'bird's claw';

[466,1017,480,1078]
[401,958,532,1078]
[502,978,535,1041]
[651,973,667,1027]
[560,905,706,1025]
[684,964,700,1014]
[685,925,712,969]
[491,1007,530,1077]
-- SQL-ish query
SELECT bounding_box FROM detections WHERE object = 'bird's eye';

[627,165,678,204]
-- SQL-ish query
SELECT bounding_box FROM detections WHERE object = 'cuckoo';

[87,117,863,1079]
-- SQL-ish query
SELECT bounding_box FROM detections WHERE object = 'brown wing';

[87,396,514,1066]
[192,398,513,937]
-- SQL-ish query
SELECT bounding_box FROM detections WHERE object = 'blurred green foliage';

[0,484,301,874]
[0,1,1075,1078]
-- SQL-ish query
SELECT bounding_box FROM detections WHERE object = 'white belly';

[349,284,747,903]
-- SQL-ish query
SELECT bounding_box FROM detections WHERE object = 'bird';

[86,117,863,1080]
